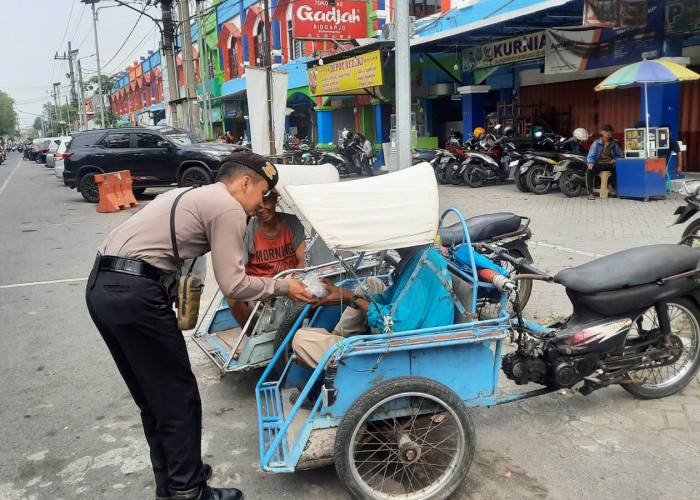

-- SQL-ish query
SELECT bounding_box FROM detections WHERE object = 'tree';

[85,75,117,127]
[0,91,18,136]
[32,117,45,136]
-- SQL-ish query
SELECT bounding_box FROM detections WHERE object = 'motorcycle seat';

[441,213,522,245]
[531,151,560,160]
[554,244,700,294]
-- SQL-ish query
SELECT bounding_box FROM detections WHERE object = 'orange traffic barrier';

[117,170,139,209]
[95,171,139,213]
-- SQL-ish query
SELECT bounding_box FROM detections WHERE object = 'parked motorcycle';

[482,240,700,398]
[432,147,468,184]
[461,131,521,188]
[441,212,534,315]
[411,148,436,166]
[335,130,374,176]
[525,134,585,195]
[672,181,700,248]
[555,152,589,197]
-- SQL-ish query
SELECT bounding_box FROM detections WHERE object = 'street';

[1,150,699,500]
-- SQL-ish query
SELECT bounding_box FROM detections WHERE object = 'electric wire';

[102,6,146,69]
[55,0,78,54]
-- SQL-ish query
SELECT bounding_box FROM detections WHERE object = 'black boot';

[171,485,243,500]
[155,464,214,500]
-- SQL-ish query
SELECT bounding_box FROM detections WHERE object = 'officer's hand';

[285,279,315,303]
[587,163,594,169]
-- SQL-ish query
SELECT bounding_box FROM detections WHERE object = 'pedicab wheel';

[334,376,474,500]
[272,302,314,377]
[621,298,700,400]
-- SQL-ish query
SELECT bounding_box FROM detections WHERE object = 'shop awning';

[411,0,574,48]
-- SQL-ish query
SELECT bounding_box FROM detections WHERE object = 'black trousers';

[586,162,616,195]
[85,264,208,497]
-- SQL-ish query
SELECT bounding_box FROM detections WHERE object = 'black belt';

[99,255,172,282]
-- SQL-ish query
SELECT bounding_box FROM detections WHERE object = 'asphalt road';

[1,152,698,499]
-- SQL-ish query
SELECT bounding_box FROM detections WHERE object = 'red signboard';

[293,0,368,40]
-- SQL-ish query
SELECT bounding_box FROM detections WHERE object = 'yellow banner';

[308,50,383,96]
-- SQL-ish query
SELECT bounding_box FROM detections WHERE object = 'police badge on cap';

[226,151,279,190]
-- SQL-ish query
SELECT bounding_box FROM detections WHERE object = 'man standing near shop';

[586,124,622,200]
[85,151,314,500]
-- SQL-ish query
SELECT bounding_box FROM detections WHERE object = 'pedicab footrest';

[258,383,290,466]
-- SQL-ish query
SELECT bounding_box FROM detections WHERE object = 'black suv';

[62,126,240,202]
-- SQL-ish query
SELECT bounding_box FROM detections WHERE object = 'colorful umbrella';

[595,59,700,157]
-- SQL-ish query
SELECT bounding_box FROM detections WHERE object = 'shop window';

[208,49,217,79]
[410,0,440,19]
[254,21,266,66]
[287,19,294,61]
[228,38,239,78]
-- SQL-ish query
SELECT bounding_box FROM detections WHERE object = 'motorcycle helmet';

[300,143,310,151]
[473,127,486,138]
[502,125,514,136]
[573,127,589,141]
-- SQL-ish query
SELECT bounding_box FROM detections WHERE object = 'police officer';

[85,151,313,500]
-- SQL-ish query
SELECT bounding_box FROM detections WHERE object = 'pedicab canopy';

[279,162,440,252]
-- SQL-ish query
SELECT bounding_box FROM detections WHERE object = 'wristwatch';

[349,294,363,309]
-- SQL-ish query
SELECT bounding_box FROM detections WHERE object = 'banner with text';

[583,0,648,28]
[462,32,546,70]
[665,0,700,34]
[308,50,382,96]
[545,0,663,74]
[293,0,368,40]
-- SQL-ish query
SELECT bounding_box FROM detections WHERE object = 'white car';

[53,136,73,179]
[45,137,64,168]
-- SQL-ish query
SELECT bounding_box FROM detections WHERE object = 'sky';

[1,0,165,129]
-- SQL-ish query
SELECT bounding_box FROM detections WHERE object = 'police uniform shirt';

[98,182,288,301]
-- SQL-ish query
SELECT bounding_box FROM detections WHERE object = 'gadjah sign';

[293,0,368,40]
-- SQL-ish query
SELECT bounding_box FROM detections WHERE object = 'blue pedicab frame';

[254,207,544,498]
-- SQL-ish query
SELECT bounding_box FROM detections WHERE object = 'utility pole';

[77,59,87,130]
[262,0,275,155]
[82,0,106,127]
[68,42,79,107]
[196,0,211,140]
[395,0,411,170]
[160,0,180,128]
[178,0,202,138]
[55,43,80,107]
[53,83,61,134]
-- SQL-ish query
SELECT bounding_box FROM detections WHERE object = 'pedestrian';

[85,151,314,500]
[225,130,235,144]
[215,133,226,144]
[659,124,684,175]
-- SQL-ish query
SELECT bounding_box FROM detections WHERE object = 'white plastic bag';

[302,273,330,298]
